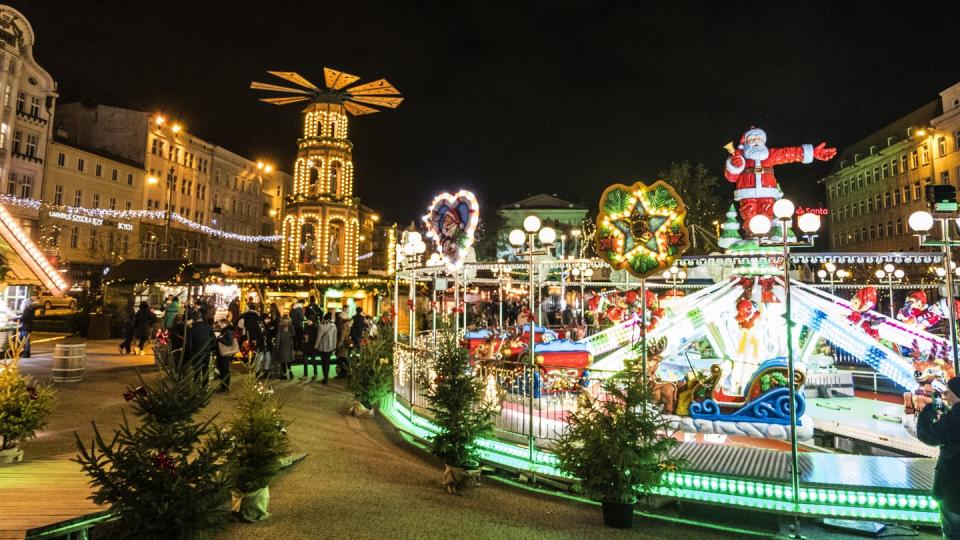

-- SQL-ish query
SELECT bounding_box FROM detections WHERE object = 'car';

[36,290,78,311]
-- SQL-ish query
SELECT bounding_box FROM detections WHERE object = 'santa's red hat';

[908,291,927,304]
[739,127,767,148]
[853,286,878,308]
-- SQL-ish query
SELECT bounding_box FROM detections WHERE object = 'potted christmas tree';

[347,325,394,416]
[0,337,56,463]
[225,375,290,522]
[74,360,233,538]
[424,333,495,493]
[554,368,684,529]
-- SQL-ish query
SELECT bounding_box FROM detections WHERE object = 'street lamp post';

[748,199,821,525]
[399,231,426,347]
[874,264,904,318]
[509,215,556,466]
[570,264,593,323]
[908,210,960,372]
[816,262,848,296]
[661,265,687,289]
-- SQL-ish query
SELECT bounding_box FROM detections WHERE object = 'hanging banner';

[423,190,479,271]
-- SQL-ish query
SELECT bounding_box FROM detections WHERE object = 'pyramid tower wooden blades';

[348,95,404,108]
[323,67,361,90]
[345,78,400,96]
[259,96,311,105]
[342,101,379,115]
[267,71,320,91]
[249,81,312,95]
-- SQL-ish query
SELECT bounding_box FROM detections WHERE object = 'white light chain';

[0,195,281,243]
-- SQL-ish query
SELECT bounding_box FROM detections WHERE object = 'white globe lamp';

[523,215,542,233]
[817,269,827,279]
[875,269,885,279]
[508,229,525,247]
[894,269,905,279]
[748,214,772,236]
[883,263,895,273]
[908,210,934,232]
[538,226,557,245]
[773,199,795,220]
[797,213,821,234]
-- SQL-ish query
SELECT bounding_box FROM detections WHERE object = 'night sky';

[12,1,960,224]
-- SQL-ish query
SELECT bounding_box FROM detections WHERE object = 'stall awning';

[0,237,42,287]
[103,259,201,286]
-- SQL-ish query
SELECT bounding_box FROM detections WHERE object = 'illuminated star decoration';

[595,180,690,279]
[423,190,479,271]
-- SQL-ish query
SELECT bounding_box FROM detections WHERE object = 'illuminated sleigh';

[465,325,559,361]
[670,358,811,440]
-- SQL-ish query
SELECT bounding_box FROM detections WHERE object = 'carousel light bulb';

[894,269,905,279]
[908,210,934,232]
[773,199,795,220]
[817,269,827,279]
[884,263,895,273]
[797,213,821,233]
[748,215,772,236]
[523,215,541,233]
[509,229,525,247]
[538,226,556,245]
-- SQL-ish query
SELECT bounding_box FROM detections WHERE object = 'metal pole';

[782,219,801,516]
[393,270,399,343]
[943,219,959,372]
[432,277,437,350]
[498,270,504,328]
[640,277,647,382]
[408,269,415,347]
[887,275,895,319]
[454,270,460,336]
[527,233,537,468]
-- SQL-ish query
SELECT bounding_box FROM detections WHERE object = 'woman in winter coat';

[314,313,338,384]
[118,297,136,354]
[133,301,157,355]
[335,311,352,379]
[215,319,240,392]
[273,315,295,380]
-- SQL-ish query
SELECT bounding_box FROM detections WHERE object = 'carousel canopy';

[103,259,200,286]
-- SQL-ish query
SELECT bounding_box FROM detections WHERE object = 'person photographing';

[918,376,960,538]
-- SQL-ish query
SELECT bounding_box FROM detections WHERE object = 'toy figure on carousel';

[847,286,882,340]
[903,340,956,433]
[724,127,836,230]
[897,291,942,331]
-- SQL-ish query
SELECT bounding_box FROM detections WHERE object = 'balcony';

[11,150,42,164]
[15,109,47,125]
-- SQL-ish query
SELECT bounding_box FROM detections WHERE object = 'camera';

[931,379,949,412]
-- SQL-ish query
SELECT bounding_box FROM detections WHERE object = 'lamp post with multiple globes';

[508,215,556,464]
[908,209,960,371]
[874,264,905,318]
[816,262,847,296]
[747,198,821,520]
[570,264,594,322]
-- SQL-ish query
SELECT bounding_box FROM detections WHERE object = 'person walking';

[273,315,295,380]
[186,311,215,382]
[289,299,305,353]
[164,295,181,329]
[336,310,352,379]
[118,297,136,354]
[301,311,320,380]
[315,313,338,384]
[239,303,264,364]
[227,297,241,325]
[918,376,960,538]
[215,319,239,392]
[132,301,157,356]
[350,307,367,348]
[16,295,37,358]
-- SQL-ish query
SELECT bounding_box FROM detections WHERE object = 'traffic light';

[926,184,958,212]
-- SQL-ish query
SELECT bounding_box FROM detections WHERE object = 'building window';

[151,138,159,155]
[112,169,118,181]
[89,229,97,251]
[95,163,102,177]
[874,194,881,210]
[894,190,901,206]
[896,219,903,236]
[125,201,132,210]
[11,130,20,154]
[5,172,14,195]
[25,134,37,157]
[921,144,930,165]
[901,155,908,172]
[74,190,82,207]
[54,185,63,205]
[911,149,920,169]
[69,226,78,248]
[109,197,116,210]
[93,193,100,208]
[127,173,134,186]
[15,91,24,113]
[903,186,910,203]
[939,136,947,157]
[878,224,884,239]
[57,152,65,167]
[77,158,85,172]
[884,192,890,208]
[914,182,922,200]
[29,96,40,117]
[19,175,31,198]
[873,167,879,183]
[891,159,899,176]
[886,221,893,237]
[881,163,889,178]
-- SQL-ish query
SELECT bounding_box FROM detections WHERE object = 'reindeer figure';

[629,337,681,415]
[903,339,957,416]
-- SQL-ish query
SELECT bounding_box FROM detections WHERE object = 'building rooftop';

[501,193,586,210]
[827,99,941,176]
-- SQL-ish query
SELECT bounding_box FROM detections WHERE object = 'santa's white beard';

[743,144,770,161]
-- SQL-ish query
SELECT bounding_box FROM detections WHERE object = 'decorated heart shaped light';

[423,190,480,270]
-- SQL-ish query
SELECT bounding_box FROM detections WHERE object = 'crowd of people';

[117,294,385,393]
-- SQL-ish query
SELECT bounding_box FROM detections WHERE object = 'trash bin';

[52,343,86,383]
[87,314,111,340]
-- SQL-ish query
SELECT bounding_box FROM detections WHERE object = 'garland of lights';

[0,195,281,243]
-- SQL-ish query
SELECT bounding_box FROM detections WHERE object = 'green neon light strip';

[381,397,940,525]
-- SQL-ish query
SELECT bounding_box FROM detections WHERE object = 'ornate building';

[281,99,360,275]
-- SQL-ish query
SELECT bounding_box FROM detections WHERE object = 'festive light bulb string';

[0,194,282,243]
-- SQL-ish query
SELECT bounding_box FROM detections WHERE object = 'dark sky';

[12,1,960,223]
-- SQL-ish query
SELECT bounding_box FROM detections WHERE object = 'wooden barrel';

[52,343,86,383]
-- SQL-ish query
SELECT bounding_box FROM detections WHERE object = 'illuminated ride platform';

[387,253,951,526]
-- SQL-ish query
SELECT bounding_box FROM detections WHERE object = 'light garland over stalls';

[0,195,281,243]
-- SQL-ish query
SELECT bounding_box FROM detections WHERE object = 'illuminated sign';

[796,207,829,215]
[49,211,103,226]
[117,223,133,231]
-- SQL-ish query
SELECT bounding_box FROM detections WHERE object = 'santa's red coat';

[724,145,814,201]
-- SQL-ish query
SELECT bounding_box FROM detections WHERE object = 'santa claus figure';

[724,127,836,229]
[848,286,881,339]
[898,291,942,330]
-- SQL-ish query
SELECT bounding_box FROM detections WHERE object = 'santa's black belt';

[749,167,774,173]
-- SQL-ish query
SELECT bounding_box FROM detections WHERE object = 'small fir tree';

[717,204,742,249]
[424,333,495,468]
[348,325,394,409]
[225,375,290,494]
[0,347,56,453]
[74,360,232,539]
[554,368,684,505]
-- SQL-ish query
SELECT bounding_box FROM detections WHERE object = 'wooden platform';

[0,455,107,539]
